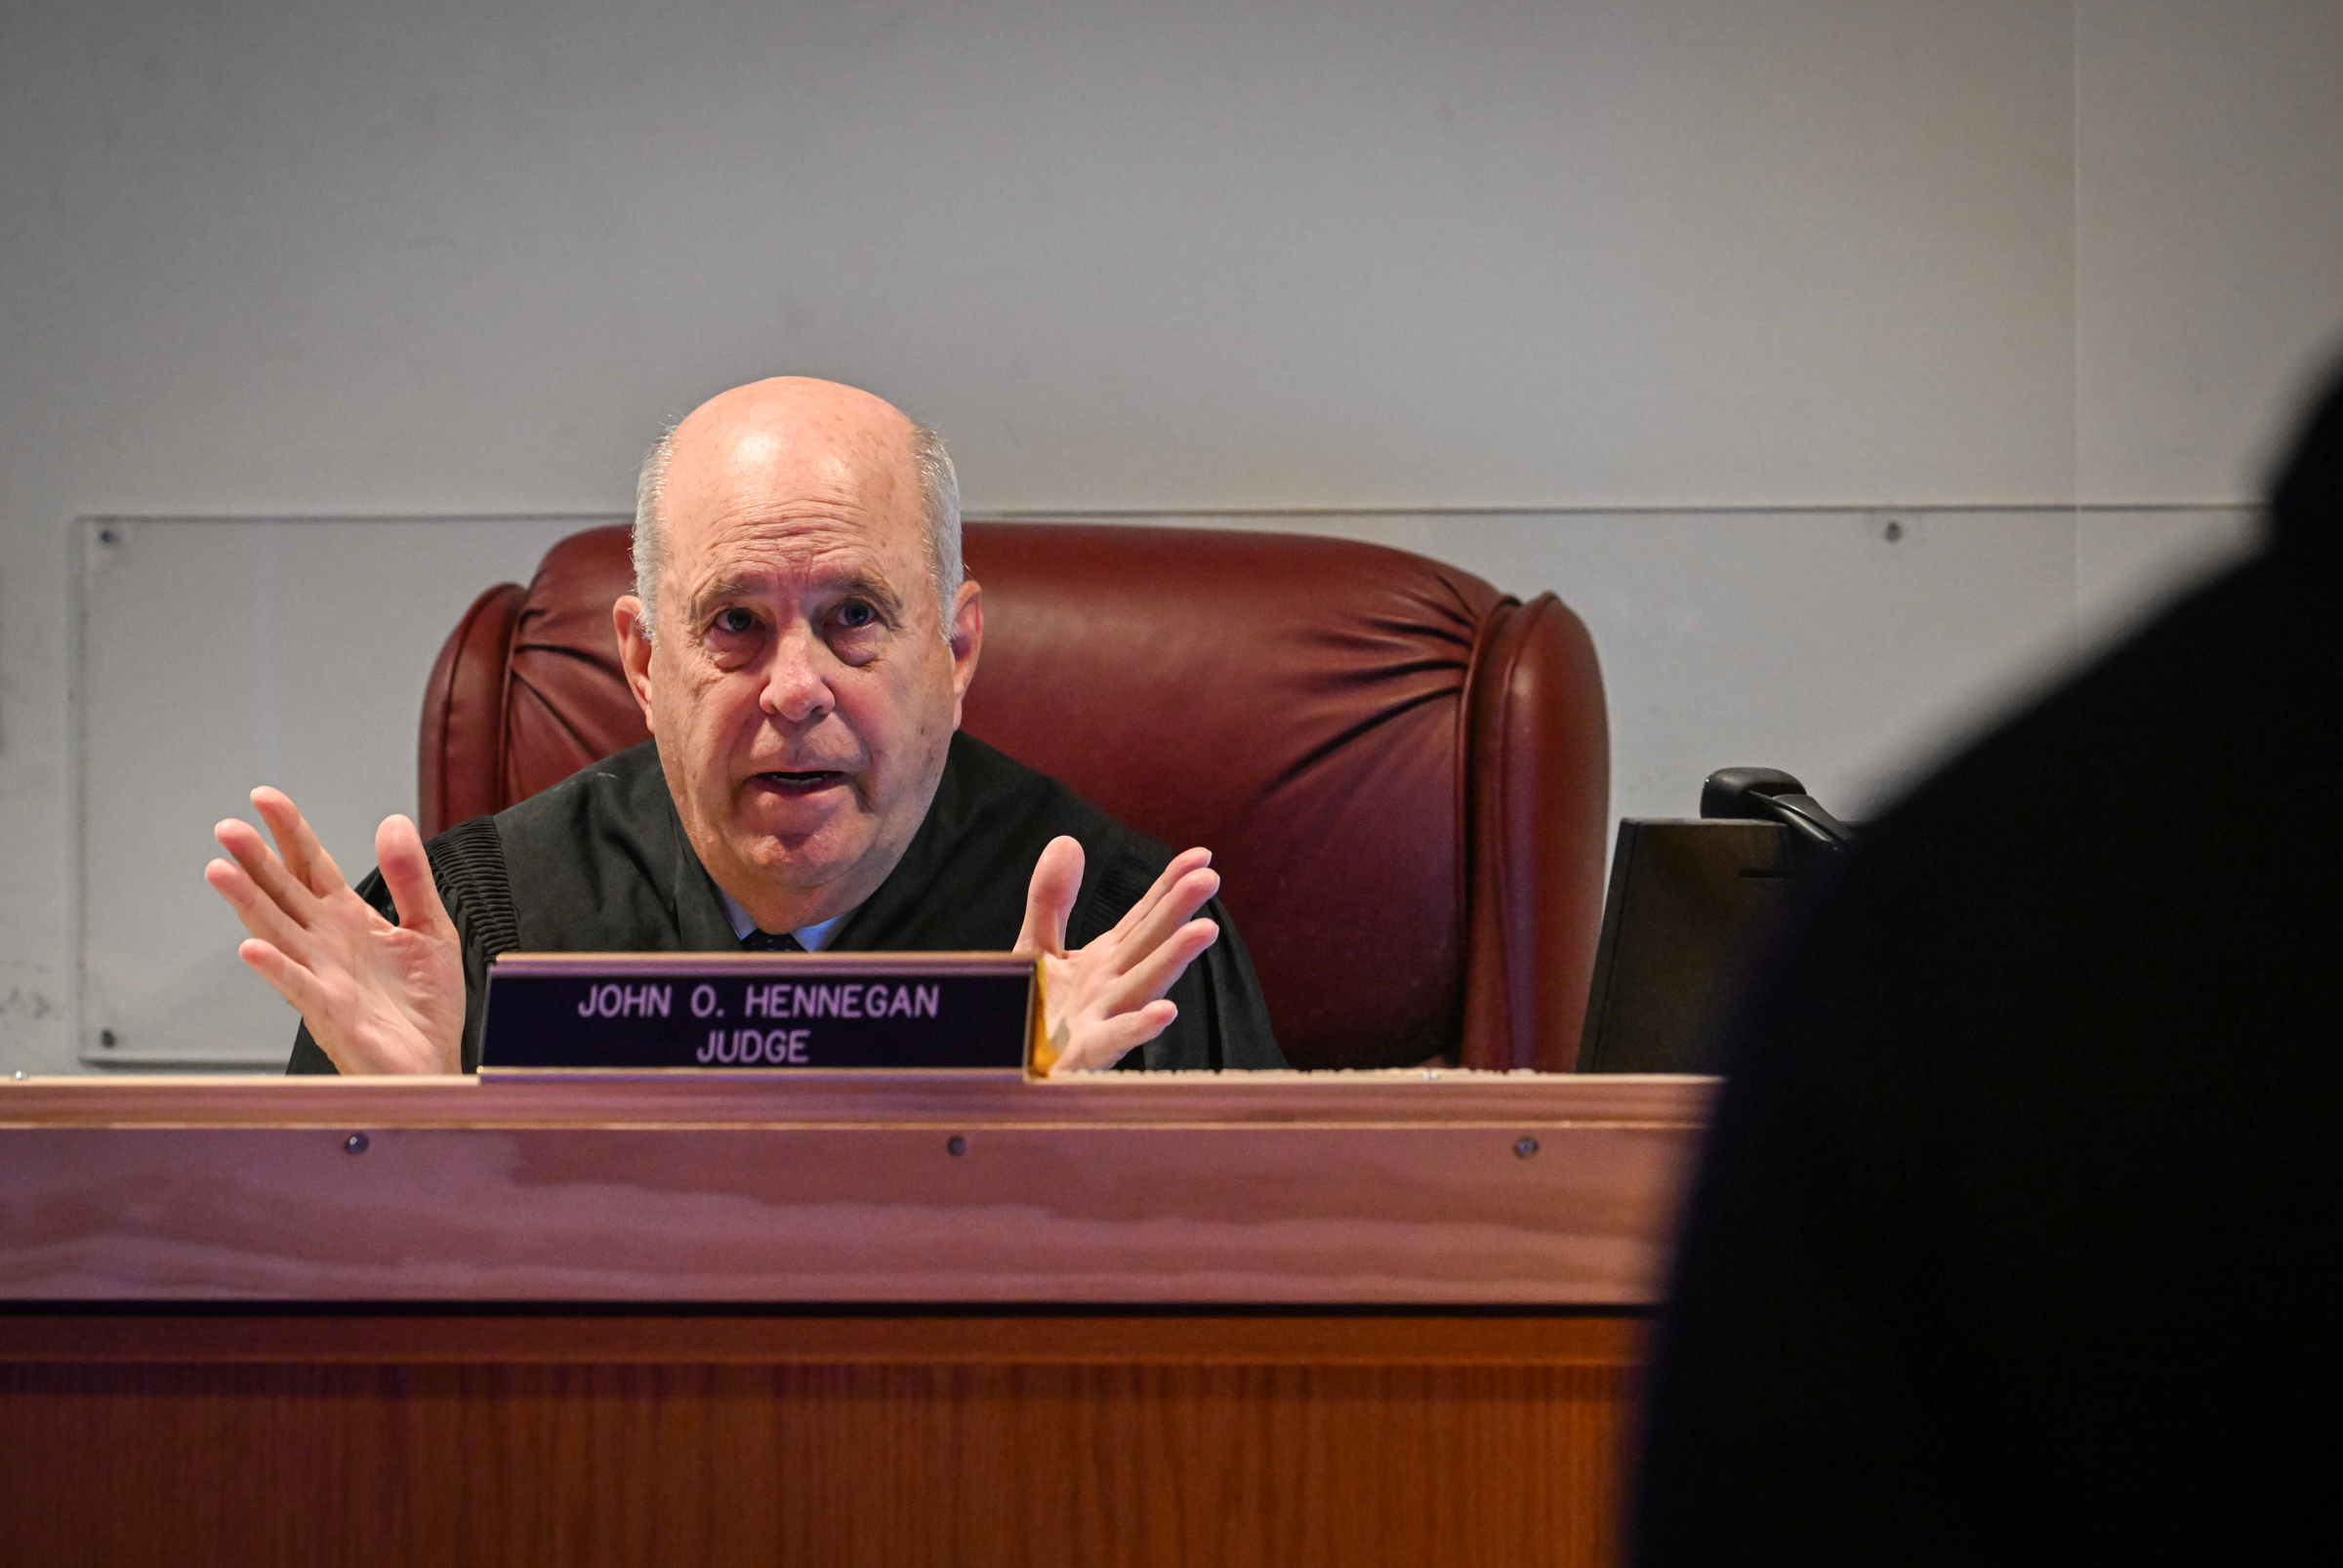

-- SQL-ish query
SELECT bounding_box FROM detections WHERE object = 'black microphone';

[1700,765,1857,850]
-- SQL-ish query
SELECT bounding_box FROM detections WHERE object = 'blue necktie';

[741,929,805,953]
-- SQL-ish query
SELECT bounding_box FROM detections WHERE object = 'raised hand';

[204,788,466,1075]
[1015,836,1222,1074]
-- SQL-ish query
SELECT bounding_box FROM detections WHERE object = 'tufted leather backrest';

[420,523,1608,1070]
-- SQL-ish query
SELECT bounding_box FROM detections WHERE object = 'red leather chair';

[421,524,1608,1071]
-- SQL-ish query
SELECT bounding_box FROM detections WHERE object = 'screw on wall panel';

[343,1133,370,1155]
[1882,518,1905,543]
[946,1135,967,1157]
[1514,1136,1540,1160]
[99,1029,117,1049]
[97,526,119,546]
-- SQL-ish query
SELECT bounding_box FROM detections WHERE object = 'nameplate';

[479,953,1040,1073]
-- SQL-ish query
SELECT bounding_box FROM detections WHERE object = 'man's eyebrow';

[685,570,909,619]
[833,573,908,618]
[692,576,754,607]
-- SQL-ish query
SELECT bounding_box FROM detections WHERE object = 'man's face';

[615,383,981,930]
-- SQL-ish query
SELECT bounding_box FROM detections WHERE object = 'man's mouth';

[752,769,849,796]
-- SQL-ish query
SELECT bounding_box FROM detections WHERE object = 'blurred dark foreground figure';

[1631,367,2343,1566]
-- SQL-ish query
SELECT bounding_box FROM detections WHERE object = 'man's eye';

[835,600,878,630]
[713,607,757,636]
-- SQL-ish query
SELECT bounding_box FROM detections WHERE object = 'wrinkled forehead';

[670,514,922,609]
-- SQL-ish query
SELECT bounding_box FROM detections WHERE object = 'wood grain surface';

[0,1311,1644,1568]
[0,1309,1645,1365]
[0,1067,1712,1127]
[1,1074,1712,1304]
[5,1079,1688,1563]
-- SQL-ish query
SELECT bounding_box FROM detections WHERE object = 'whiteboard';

[69,507,2254,1072]
[75,516,614,1068]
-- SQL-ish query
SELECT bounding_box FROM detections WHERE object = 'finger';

[1099,917,1219,1017]
[232,935,335,1024]
[375,814,456,939]
[1014,836,1085,958]
[1049,1000,1178,1074]
[1104,866,1220,976]
[1101,847,1213,944]
[251,787,348,896]
[205,855,318,957]
[214,815,326,929]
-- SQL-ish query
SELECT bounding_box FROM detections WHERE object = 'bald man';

[207,379,1284,1074]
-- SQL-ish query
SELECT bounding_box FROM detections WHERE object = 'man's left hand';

[1014,837,1221,1074]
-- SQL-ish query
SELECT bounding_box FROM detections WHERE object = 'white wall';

[4,1,2340,1071]
[2078,0,2343,502]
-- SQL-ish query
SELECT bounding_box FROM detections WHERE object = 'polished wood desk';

[2,1071,1711,1567]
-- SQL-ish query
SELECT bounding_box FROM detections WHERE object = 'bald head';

[633,378,961,641]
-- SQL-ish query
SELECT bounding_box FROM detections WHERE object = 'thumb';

[1014,836,1085,958]
[375,813,455,938]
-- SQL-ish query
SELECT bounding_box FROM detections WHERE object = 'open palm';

[205,788,466,1074]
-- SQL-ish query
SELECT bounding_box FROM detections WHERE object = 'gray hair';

[631,418,964,644]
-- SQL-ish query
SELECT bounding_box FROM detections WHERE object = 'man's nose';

[759,625,838,723]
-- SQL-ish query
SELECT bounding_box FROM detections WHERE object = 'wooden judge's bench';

[0,1071,1710,1566]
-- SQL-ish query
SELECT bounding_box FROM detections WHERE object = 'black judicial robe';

[289,733,1286,1073]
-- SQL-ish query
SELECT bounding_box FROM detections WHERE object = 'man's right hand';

[205,788,466,1075]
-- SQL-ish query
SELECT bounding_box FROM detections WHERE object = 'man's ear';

[614,595,658,728]
[949,579,984,729]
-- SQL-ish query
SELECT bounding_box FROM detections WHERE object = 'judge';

[205,377,1285,1075]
